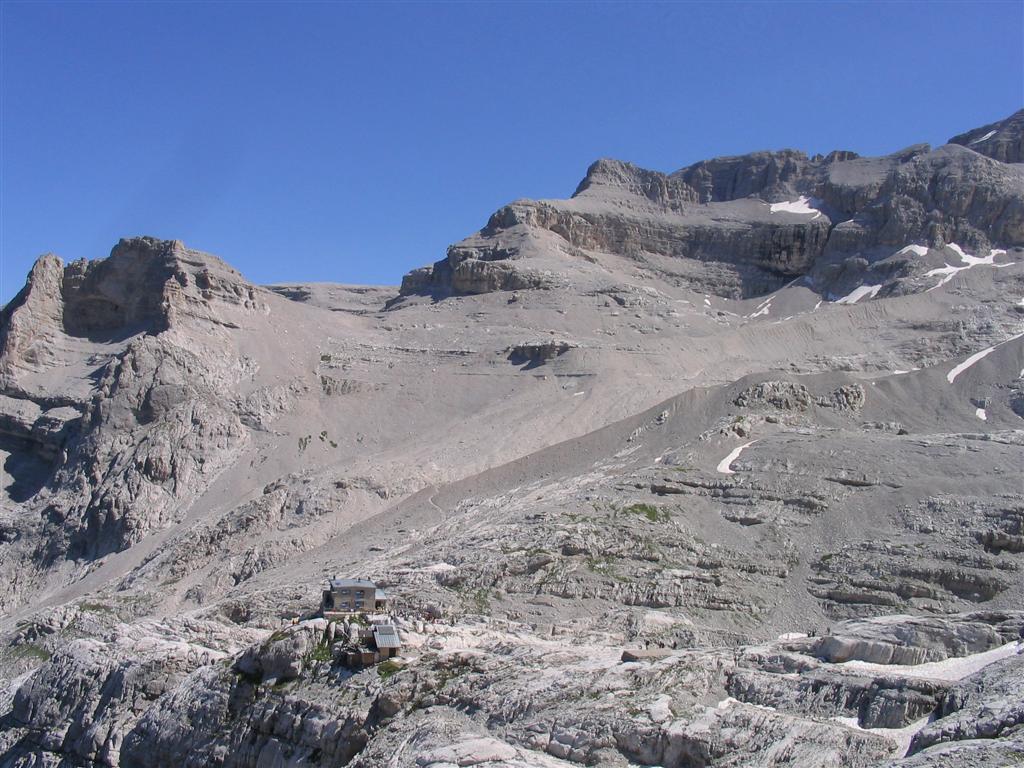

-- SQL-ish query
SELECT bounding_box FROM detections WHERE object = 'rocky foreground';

[1,110,1023,767]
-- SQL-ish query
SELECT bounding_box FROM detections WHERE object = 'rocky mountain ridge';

[1,110,1023,767]
[400,109,1024,303]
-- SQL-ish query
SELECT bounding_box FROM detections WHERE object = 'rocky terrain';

[1,109,1022,767]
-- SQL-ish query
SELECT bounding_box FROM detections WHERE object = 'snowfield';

[947,332,1024,383]
[898,244,930,257]
[835,285,882,305]
[769,196,822,218]
[837,641,1022,682]
[926,244,1012,290]
[717,441,756,474]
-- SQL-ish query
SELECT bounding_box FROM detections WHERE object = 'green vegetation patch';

[78,601,115,614]
[306,643,333,664]
[623,503,669,523]
[12,643,51,663]
[469,587,491,615]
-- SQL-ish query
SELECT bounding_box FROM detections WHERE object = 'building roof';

[329,577,377,590]
[373,624,401,649]
[374,588,388,601]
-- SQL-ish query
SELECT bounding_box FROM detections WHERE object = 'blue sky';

[2,1,1021,302]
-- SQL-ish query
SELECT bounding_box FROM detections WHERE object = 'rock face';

[2,112,1024,768]
[0,237,265,607]
[399,249,552,296]
[813,614,1023,665]
[398,112,1024,301]
[949,108,1024,164]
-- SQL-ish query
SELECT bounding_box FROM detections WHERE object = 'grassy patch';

[307,643,333,664]
[584,554,629,583]
[78,602,114,614]
[12,644,51,663]
[469,588,491,615]
[623,503,669,523]
[377,659,402,679]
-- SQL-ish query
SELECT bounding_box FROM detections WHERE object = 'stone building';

[321,577,390,617]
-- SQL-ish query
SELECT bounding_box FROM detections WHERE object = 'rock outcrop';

[5,611,1021,768]
[0,237,269,610]
[0,237,263,380]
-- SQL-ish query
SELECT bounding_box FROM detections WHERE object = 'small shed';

[372,624,402,658]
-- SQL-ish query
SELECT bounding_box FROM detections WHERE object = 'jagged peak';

[572,158,662,197]
[570,158,700,212]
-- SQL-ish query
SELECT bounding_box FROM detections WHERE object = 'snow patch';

[946,333,1024,383]
[948,347,997,383]
[421,562,458,573]
[833,715,932,757]
[778,632,808,641]
[748,299,772,318]
[648,694,674,723]
[835,284,882,305]
[926,245,1012,290]
[969,129,997,145]
[418,738,518,767]
[975,407,987,421]
[898,244,929,257]
[769,196,823,218]
[717,441,756,474]
[837,640,1022,681]
[716,696,776,712]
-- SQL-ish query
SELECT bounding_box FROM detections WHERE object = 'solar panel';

[330,578,377,590]
[373,624,401,649]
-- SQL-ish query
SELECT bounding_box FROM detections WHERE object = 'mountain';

[1,112,1023,768]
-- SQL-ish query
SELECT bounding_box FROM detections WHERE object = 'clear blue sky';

[2,1,1021,302]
